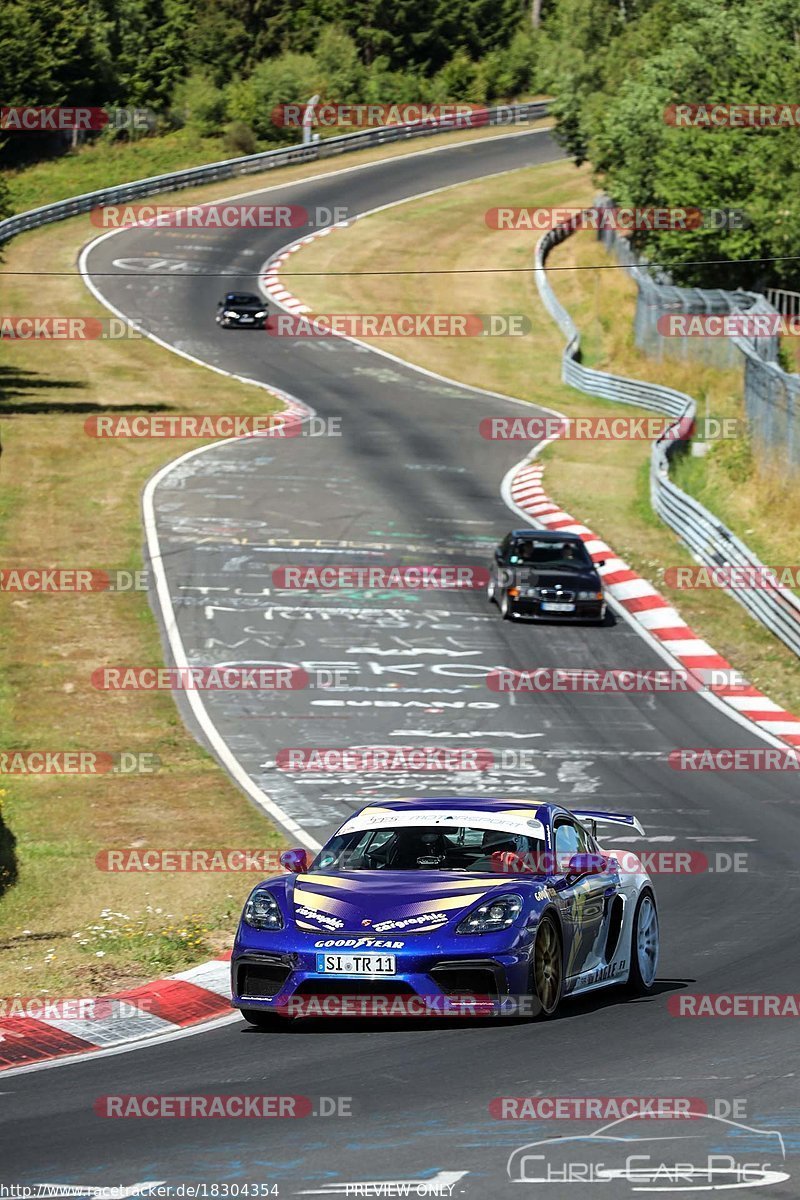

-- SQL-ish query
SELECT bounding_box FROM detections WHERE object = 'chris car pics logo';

[506,1112,789,1190]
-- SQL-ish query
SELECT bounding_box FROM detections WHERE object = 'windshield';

[226,294,260,305]
[310,824,547,873]
[510,539,592,570]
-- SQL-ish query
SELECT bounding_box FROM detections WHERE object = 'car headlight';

[223,310,240,319]
[457,893,523,934]
[255,310,267,318]
[577,590,604,600]
[243,889,284,930]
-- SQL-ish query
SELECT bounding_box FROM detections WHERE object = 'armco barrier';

[534,215,800,658]
[0,103,549,247]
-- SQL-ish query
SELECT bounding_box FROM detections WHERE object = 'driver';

[387,829,449,869]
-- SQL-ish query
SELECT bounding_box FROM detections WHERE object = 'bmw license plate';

[541,601,575,612]
[316,953,396,976]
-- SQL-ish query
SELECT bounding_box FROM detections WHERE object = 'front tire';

[531,914,563,1018]
[499,591,515,620]
[487,575,497,604]
[626,889,659,995]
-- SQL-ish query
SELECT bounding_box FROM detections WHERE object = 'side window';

[554,821,588,870]
[499,534,512,559]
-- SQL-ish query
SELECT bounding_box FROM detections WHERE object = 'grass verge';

[281,159,800,714]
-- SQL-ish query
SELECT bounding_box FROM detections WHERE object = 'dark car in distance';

[216,292,269,328]
[488,530,606,622]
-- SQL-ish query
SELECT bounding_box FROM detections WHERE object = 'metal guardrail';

[0,103,549,246]
[766,287,800,318]
[534,214,800,659]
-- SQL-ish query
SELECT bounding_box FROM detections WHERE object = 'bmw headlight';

[223,310,240,319]
[577,589,604,600]
[457,893,523,934]
[243,889,284,930]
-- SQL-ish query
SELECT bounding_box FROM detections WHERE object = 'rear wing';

[571,809,645,838]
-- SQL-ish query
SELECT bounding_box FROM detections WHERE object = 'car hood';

[515,567,599,589]
[284,871,518,935]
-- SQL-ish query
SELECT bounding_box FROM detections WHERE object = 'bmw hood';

[517,567,600,590]
[286,872,516,935]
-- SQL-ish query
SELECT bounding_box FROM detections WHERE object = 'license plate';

[541,601,575,612]
[316,953,396,976]
[240,315,254,323]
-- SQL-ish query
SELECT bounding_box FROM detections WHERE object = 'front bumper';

[231,936,534,1015]
[217,314,267,328]
[508,596,605,621]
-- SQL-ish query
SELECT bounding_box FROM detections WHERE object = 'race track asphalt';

[1,128,797,1198]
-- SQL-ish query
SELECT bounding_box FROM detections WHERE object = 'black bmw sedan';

[488,530,607,622]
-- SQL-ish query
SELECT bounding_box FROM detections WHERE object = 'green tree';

[226,52,319,141]
[172,70,227,134]
[315,27,365,100]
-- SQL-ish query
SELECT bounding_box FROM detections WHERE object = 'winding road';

[1,128,798,1197]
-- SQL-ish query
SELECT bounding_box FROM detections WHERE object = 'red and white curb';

[0,955,232,1071]
[261,223,351,314]
[509,455,800,748]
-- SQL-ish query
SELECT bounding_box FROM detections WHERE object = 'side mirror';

[566,852,606,879]
[280,848,309,874]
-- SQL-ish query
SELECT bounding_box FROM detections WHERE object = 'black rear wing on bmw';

[571,809,645,838]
